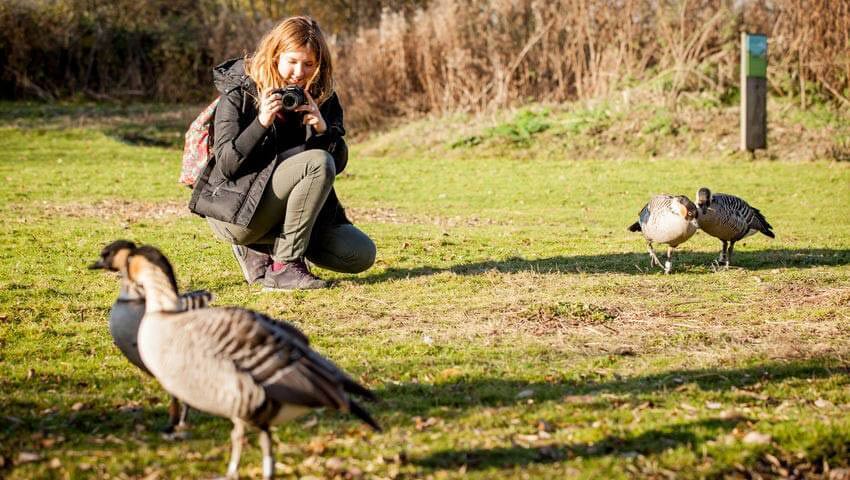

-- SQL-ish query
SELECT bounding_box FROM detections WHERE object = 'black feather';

[342,377,377,401]
[349,400,381,432]
[628,221,642,232]
[751,207,775,238]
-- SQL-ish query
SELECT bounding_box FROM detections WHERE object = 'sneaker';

[261,259,327,290]
[231,244,272,284]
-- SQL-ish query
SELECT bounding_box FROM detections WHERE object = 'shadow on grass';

[2,360,848,476]
[0,101,197,149]
[414,417,741,470]
[376,359,850,417]
[354,248,850,283]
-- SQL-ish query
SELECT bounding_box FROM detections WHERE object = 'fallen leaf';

[306,438,327,455]
[706,401,722,410]
[325,457,345,471]
[414,416,439,431]
[814,398,833,408]
[829,468,850,480]
[563,395,594,404]
[742,431,771,445]
[71,402,86,411]
[764,453,781,467]
[48,458,61,469]
[16,452,41,464]
[514,434,539,444]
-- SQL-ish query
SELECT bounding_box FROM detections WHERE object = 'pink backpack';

[179,97,221,187]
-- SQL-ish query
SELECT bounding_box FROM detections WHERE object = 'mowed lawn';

[1,103,849,479]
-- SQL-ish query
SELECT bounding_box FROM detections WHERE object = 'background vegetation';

[1,0,848,130]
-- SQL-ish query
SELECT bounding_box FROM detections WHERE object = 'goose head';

[673,195,699,224]
[696,187,712,215]
[90,240,137,272]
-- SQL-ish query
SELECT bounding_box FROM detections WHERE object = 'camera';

[273,85,308,111]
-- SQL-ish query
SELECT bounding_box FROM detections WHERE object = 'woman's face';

[278,46,317,88]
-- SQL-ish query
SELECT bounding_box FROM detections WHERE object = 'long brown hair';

[244,16,334,105]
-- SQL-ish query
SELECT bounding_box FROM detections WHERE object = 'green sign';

[745,34,767,78]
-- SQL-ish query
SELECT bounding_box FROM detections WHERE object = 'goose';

[90,240,213,435]
[696,187,775,267]
[628,194,699,274]
[126,245,380,479]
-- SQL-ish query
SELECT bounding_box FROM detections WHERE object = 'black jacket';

[189,58,350,227]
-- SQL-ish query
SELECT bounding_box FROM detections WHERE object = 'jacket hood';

[213,58,254,95]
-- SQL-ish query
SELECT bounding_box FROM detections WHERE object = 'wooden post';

[741,32,768,152]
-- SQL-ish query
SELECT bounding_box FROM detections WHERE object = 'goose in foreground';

[696,187,775,267]
[89,240,213,434]
[126,245,380,480]
[628,194,699,274]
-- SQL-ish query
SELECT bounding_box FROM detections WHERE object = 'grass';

[1,95,849,479]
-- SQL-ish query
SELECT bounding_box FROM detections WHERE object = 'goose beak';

[89,259,108,270]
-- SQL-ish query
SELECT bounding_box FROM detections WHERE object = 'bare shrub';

[0,0,846,131]
[334,0,850,130]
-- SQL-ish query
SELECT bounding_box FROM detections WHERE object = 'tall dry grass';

[333,0,850,129]
[0,0,846,131]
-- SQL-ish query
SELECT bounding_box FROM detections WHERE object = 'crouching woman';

[189,16,375,290]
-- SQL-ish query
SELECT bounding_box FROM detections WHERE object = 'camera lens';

[282,93,298,109]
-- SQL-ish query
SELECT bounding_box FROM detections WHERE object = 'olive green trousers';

[207,149,375,273]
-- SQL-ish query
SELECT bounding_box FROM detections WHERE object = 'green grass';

[1,97,849,479]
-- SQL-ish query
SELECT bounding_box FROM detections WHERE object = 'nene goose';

[628,194,699,274]
[126,245,380,480]
[89,240,213,434]
[696,187,775,267]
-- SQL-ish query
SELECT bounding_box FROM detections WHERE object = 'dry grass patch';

[347,206,508,227]
[38,199,189,223]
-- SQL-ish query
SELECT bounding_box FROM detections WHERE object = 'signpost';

[741,32,767,152]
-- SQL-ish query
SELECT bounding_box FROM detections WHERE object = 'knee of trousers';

[305,149,336,179]
[343,236,377,273]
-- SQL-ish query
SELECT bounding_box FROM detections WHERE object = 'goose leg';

[226,420,246,480]
[646,242,663,269]
[162,396,181,435]
[726,241,735,267]
[259,428,275,480]
[712,241,727,271]
[664,246,674,274]
[176,402,191,430]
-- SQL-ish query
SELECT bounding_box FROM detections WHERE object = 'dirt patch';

[40,199,189,223]
[346,206,508,227]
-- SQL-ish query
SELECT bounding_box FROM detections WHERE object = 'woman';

[189,16,375,290]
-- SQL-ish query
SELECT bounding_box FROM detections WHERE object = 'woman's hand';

[295,91,327,134]
[258,89,283,128]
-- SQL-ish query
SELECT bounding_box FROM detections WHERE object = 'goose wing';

[182,307,379,429]
[177,289,214,310]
